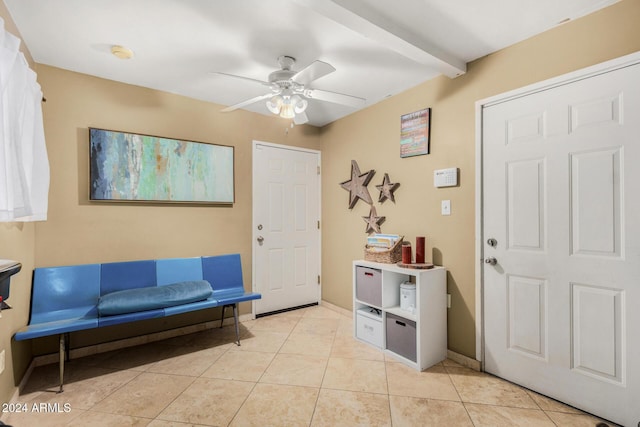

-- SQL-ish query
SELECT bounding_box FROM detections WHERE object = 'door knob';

[485,257,497,266]
[257,236,264,244]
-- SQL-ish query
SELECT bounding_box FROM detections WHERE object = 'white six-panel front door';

[253,142,320,315]
[482,61,640,426]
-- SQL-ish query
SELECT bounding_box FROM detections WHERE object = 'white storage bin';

[356,307,383,348]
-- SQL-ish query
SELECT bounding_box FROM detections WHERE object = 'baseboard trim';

[320,300,352,318]
[447,349,482,371]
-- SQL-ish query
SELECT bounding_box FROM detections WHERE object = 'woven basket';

[364,236,404,264]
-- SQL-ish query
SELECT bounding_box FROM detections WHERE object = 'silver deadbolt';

[487,238,497,247]
[257,236,264,244]
[485,257,497,266]
[257,224,263,230]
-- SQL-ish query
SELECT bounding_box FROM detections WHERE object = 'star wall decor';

[339,160,375,209]
[363,206,385,234]
[376,173,400,203]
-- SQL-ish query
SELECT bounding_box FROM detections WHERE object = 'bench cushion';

[97,280,213,316]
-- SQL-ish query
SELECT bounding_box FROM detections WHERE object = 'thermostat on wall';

[434,168,458,188]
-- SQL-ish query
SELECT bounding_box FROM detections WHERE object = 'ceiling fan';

[216,55,366,125]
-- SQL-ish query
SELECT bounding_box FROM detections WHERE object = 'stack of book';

[366,234,401,252]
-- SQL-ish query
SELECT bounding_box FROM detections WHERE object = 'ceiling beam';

[293,0,466,78]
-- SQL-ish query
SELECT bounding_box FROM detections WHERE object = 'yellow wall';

[0,2,37,405]
[319,0,640,357]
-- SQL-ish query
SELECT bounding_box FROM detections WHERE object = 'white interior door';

[482,61,640,426]
[252,142,321,315]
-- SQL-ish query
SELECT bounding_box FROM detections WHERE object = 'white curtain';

[0,17,49,222]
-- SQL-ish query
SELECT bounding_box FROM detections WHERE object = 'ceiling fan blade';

[305,88,365,108]
[294,111,309,125]
[221,93,274,112]
[213,72,271,86]
[292,60,336,85]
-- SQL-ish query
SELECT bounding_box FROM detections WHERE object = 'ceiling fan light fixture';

[266,95,283,114]
[279,102,295,119]
[292,95,308,114]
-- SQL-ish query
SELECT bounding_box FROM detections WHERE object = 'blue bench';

[13,253,260,392]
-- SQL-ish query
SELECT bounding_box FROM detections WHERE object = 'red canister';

[416,236,426,264]
[401,242,412,264]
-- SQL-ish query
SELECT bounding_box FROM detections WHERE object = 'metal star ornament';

[363,206,385,234]
[339,160,375,209]
[376,173,400,203]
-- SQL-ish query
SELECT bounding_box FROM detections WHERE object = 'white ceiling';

[4,0,618,127]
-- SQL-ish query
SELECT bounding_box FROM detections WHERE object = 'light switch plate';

[441,200,451,215]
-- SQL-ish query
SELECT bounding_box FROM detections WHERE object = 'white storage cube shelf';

[353,260,447,371]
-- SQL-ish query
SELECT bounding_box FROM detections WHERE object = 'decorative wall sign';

[376,173,400,203]
[339,160,375,209]
[363,206,385,234]
[400,108,431,158]
[89,128,234,203]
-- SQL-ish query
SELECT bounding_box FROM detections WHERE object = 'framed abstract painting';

[89,128,234,203]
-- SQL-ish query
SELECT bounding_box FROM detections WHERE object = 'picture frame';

[89,128,234,204]
[400,108,431,158]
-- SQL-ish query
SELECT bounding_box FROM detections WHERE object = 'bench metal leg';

[58,334,65,393]
[219,305,226,328]
[232,303,240,346]
[219,303,241,345]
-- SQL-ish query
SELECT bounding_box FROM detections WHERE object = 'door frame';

[474,50,640,364]
[251,140,322,314]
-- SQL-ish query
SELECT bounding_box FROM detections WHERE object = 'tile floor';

[1,305,617,426]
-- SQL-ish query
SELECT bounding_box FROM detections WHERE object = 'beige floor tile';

[465,403,555,426]
[228,330,288,352]
[95,342,182,371]
[164,325,248,348]
[386,362,460,401]
[303,305,343,319]
[447,366,538,408]
[91,372,194,418]
[331,335,385,361]
[335,317,354,336]
[389,395,473,427]
[157,377,254,426]
[260,353,328,387]
[230,383,319,427]
[201,349,274,381]
[66,410,151,426]
[147,420,209,427]
[22,365,140,410]
[311,388,391,427]
[279,332,335,357]
[322,357,387,394]
[249,315,300,333]
[0,406,85,427]
[146,345,227,377]
[545,410,621,427]
[525,389,584,414]
[442,358,465,368]
[291,317,340,336]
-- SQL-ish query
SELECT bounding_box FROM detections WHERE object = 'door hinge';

[317,165,320,175]
[317,275,321,284]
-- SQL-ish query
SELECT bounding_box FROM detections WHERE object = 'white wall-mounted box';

[356,307,383,348]
[434,168,458,187]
